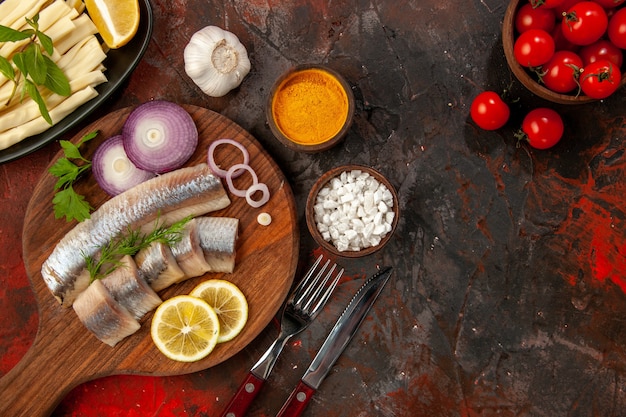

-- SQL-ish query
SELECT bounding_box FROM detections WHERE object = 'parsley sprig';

[0,14,71,124]
[85,216,192,281]
[49,130,98,222]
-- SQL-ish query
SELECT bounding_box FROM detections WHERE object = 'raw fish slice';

[42,163,230,307]
[101,255,162,320]
[73,279,141,347]
[196,217,239,273]
[135,241,186,292]
[170,218,211,279]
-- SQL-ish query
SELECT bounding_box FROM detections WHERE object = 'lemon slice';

[151,295,220,362]
[190,280,248,343]
[85,0,140,49]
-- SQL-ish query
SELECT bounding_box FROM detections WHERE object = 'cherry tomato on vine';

[520,108,564,149]
[608,7,626,49]
[580,60,621,99]
[579,39,623,67]
[514,29,556,67]
[561,1,608,46]
[541,50,583,93]
[516,3,556,33]
[530,0,566,8]
[470,91,510,131]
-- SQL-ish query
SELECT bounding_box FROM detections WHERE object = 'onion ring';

[226,163,258,198]
[245,182,270,208]
[207,138,250,178]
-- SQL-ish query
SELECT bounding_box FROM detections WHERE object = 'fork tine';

[291,254,325,302]
[309,265,343,313]
[297,259,331,308]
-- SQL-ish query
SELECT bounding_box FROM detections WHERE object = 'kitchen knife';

[276,266,393,417]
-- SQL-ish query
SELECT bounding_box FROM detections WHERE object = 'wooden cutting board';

[0,105,299,417]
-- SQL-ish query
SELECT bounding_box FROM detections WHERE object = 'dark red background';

[2,0,626,416]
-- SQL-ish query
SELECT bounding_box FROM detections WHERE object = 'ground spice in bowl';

[267,65,355,152]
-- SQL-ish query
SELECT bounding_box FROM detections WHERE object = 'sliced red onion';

[122,101,198,174]
[207,138,250,178]
[92,135,156,196]
[245,182,270,208]
[225,163,258,198]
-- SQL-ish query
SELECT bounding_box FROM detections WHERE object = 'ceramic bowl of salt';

[306,165,399,258]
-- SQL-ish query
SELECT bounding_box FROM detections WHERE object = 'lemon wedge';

[85,0,140,49]
[151,295,220,362]
[190,280,248,343]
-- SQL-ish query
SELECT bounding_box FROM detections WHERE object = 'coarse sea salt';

[313,169,395,252]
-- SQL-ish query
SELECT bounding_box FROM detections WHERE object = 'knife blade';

[276,266,393,417]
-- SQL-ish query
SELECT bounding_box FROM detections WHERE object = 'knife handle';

[276,380,316,417]
[219,372,265,417]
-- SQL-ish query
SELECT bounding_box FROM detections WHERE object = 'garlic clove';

[184,26,252,98]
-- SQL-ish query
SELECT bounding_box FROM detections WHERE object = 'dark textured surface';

[2,0,626,416]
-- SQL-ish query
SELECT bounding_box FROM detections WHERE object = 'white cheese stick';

[0,86,98,151]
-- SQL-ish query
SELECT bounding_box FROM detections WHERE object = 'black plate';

[0,0,153,164]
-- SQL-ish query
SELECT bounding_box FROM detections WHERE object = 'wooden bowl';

[267,64,355,153]
[306,165,399,258]
[502,0,626,104]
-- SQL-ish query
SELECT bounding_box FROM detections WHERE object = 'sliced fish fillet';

[72,279,141,347]
[170,218,211,279]
[41,163,230,307]
[196,216,239,273]
[101,255,162,320]
[135,241,185,292]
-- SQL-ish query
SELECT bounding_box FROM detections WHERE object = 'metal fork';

[219,254,343,417]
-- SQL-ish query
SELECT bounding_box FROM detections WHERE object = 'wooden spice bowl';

[267,64,355,153]
[502,0,626,104]
[306,165,399,258]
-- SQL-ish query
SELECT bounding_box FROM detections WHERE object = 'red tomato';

[561,1,608,45]
[541,50,583,93]
[516,3,556,33]
[470,91,510,131]
[594,0,626,8]
[514,29,556,67]
[608,7,626,49]
[520,108,564,149]
[580,60,622,98]
[552,23,580,51]
[529,0,566,8]
[579,39,623,67]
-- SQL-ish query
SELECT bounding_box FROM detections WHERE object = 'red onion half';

[92,135,156,196]
[122,101,198,173]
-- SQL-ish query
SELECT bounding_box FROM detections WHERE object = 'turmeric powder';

[271,68,349,145]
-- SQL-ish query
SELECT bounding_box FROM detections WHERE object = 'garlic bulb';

[184,26,251,97]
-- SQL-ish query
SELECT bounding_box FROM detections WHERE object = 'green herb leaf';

[0,56,15,80]
[25,42,47,85]
[24,78,51,124]
[51,186,93,222]
[0,25,32,42]
[36,30,54,56]
[49,157,80,190]
[44,56,70,96]
[48,130,98,222]
[59,139,83,160]
[77,130,99,147]
[12,51,28,77]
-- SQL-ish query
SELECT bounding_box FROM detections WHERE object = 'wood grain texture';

[0,105,299,417]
